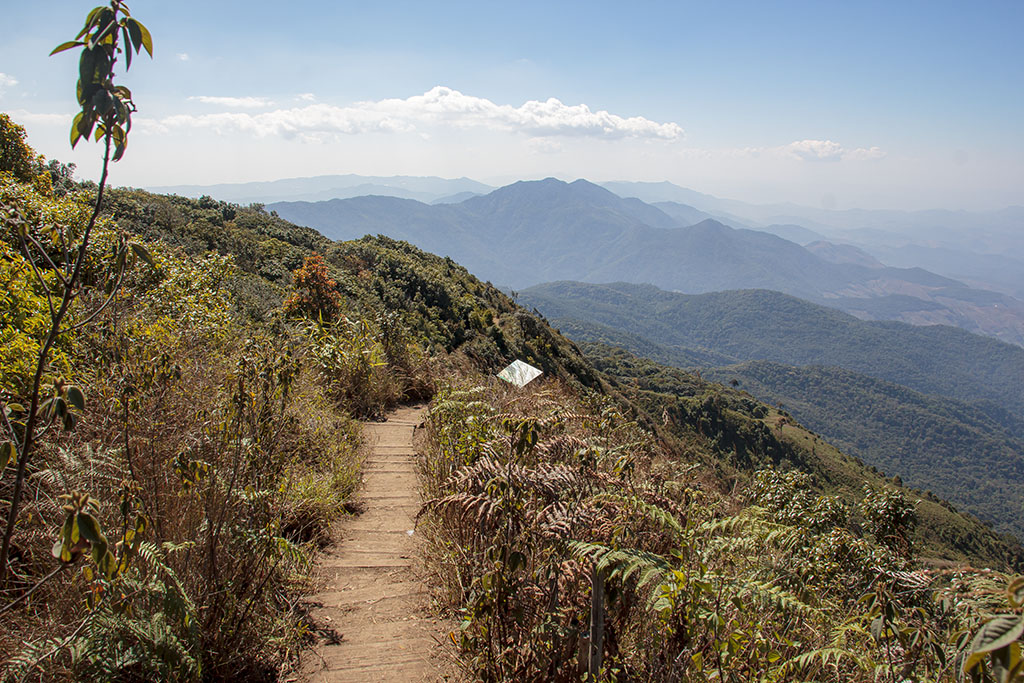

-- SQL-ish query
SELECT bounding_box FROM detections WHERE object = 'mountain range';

[603,180,1024,299]
[152,172,1024,309]
[265,177,1024,346]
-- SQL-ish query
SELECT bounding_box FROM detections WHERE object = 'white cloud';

[158,86,685,141]
[189,95,274,108]
[0,73,18,97]
[176,53,190,61]
[723,139,886,162]
[296,93,316,102]
[783,139,845,162]
[780,139,886,162]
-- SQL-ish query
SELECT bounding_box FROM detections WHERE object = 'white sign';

[497,359,543,387]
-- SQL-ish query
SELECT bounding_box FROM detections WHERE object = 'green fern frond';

[591,492,683,536]
[772,646,873,679]
[732,576,822,620]
[569,541,675,591]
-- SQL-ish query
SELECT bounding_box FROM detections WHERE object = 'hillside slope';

[702,361,1024,538]
[583,343,1024,565]
[520,281,1024,420]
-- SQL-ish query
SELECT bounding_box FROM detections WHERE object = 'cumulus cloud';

[296,92,316,102]
[159,86,685,141]
[0,73,18,97]
[782,139,886,162]
[783,139,845,162]
[190,95,274,108]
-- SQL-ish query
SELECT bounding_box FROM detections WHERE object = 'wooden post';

[588,563,605,681]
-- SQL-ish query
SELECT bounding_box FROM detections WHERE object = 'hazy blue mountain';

[861,243,1024,299]
[602,180,1024,240]
[759,223,829,245]
[650,201,742,227]
[431,191,482,204]
[805,241,885,268]
[270,177,1024,345]
[518,281,1024,420]
[148,174,494,204]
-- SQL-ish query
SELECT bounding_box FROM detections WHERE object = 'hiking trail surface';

[299,405,455,682]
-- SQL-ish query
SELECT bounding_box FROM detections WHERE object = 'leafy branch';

[0,0,153,581]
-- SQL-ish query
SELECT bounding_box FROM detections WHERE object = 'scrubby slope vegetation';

[702,361,1024,539]
[2,115,1022,681]
[0,118,600,679]
[418,374,1024,682]
[583,344,1023,566]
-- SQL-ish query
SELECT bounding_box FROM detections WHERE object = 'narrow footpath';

[300,405,453,682]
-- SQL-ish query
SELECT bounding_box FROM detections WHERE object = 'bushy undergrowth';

[0,157,415,680]
[420,378,1024,682]
[0,237,367,680]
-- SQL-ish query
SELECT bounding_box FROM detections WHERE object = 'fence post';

[588,562,605,681]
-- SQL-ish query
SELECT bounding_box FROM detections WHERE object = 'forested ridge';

[520,281,1024,421]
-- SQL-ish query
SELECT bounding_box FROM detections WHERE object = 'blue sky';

[1,0,1022,209]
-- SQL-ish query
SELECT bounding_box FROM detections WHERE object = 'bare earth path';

[300,405,453,682]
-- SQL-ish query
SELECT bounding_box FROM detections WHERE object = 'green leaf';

[126,18,153,57]
[76,512,104,545]
[130,243,156,269]
[78,47,98,88]
[870,615,887,641]
[50,41,84,56]
[96,546,116,578]
[0,442,14,470]
[70,112,85,147]
[121,25,133,70]
[66,386,85,412]
[126,18,143,55]
[969,615,1024,659]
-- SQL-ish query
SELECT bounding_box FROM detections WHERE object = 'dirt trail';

[300,405,453,682]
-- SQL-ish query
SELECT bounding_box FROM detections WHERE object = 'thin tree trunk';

[0,131,112,580]
[588,563,605,682]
